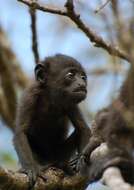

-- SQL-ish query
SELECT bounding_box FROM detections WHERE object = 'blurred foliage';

[0,151,18,169]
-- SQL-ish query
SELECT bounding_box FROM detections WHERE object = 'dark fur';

[14,54,91,187]
[78,68,134,184]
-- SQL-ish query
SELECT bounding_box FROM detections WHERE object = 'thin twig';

[18,0,67,16]
[17,0,130,63]
[29,1,40,64]
[95,0,111,14]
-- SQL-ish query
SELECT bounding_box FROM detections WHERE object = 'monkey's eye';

[66,72,75,79]
[81,74,87,81]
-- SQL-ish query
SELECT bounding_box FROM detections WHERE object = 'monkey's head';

[35,54,87,104]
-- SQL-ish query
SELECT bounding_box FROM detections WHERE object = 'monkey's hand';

[20,164,41,189]
[76,154,90,175]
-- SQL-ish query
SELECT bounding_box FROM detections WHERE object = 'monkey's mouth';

[71,87,87,102]
[70,87,87,102]
[73,87,87,94]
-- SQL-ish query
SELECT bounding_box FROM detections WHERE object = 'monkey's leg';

[54,130,79,174]
[62,130,79,160]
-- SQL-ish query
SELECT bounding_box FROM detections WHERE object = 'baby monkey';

[14,54,91,188]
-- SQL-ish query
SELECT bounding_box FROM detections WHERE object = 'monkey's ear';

[34,64,47,84]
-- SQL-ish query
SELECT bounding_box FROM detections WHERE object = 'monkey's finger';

[70,155,84,168]
[69,156,80,166]
[69,160,77,166]
[69,158,78,164]
[76,155,87,172]
[27,170,37,190]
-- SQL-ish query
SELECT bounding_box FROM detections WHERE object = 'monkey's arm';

[68,106,91,152]
[14,88,43,188]
[14,130,40,187]
[80,108,110,161]
[14,130,37,169]
[74,117,103,173]
[81,136,102,163]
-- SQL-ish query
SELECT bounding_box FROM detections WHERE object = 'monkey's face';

[46,66,87,104]
[35,54,87,104]
[61,68,87,103]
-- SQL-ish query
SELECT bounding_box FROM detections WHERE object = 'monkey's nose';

[78,82,86,89]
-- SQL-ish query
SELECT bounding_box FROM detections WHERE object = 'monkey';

[77,107,134,183]
[13,54,91,188]
[75,67,134,184]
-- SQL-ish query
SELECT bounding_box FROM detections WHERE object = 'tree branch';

[94,0,111,13]
[0,27,28,89]
[0,167,87,190]
[0,27,29,129]
[17,0,67,16]
[65,0,130,62]
[0,45,17,126]
[18,0,130,63]
[0,92,12,128]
